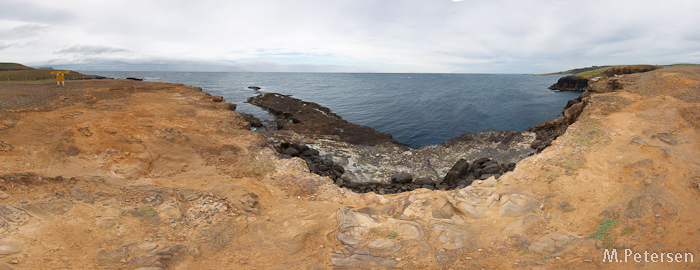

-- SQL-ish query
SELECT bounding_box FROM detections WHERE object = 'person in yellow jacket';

[56,73,65,86]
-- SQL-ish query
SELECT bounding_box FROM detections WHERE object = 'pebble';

[239,260,247,264]
[466,257,473,260]
[555,257,561,260]
[656,227,664,233]
[584,259,592,262]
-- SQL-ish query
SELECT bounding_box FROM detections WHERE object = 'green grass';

[622,226,635,235]
[543,64,688,79]
[137,207,159,217]
[388,231,398,239]
[539,65,612,76]
[0,69,83,83]
[588,219,620,241]
[588,219,627,249]
[571,118,602,147]
[370,229,399,239]
[664,63,700,67]
[0,62,84,83]
[0,62,33,71]
[566,159,584,172]
[574,67,612,79]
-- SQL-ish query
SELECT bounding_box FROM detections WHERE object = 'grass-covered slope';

[0,62,83,83]
[0,62,34,71]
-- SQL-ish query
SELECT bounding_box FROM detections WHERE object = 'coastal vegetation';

[539,65,613,76]
[544,64,697,79]
[0,62,83,83]
[1,62,699,268]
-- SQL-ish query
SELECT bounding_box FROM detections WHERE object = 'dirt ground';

[0,66,699,269]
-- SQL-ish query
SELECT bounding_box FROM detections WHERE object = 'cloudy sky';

[2,0,699,73]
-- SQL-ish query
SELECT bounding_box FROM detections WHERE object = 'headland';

[0,65,699,269]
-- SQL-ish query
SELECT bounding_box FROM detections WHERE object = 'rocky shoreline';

[247,86,585,194]
[2,66,699,269]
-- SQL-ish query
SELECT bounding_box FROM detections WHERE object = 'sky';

[1,0,699,73]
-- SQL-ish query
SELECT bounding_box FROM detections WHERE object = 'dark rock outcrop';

[248,86,261,90]
[255,83,590,194]
[527,117,568,152]
[548,75,588,91]
[248,93,394,146]
[240,113,263,128]
[274,142,345,181]
[390,173,413,184]
[443,159,469,186]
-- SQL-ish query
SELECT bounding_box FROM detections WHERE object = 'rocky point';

[0,65,698,269]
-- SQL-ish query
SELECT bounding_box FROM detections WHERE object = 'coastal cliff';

[1,66,699,269]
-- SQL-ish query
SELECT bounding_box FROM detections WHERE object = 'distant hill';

[540,65,613,76]
[0,62,85,83]
[542,64,700,79]
[0,62,34,71]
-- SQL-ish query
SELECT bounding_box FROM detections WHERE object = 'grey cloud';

[0,0,71,23]
[0,24,49,40]
[38,56,245,72]
[56,45,131,56]
[8,0,700,73]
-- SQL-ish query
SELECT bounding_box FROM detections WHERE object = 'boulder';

[241,114,263,127]
[212,96,224,102]
[390,172,413,184]
[444,159,469,186]
[248,86,261,90]
[480,163,501,175]
[283,147,299,157]
[413,178,434,186]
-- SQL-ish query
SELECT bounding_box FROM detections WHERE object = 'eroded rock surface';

[1,66,699,269]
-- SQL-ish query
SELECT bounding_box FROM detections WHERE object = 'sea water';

[86,71,581,147]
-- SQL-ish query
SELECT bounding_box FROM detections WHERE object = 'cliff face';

[1,66,700,269]
[548,75,589,91]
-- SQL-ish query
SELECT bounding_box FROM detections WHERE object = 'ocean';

[85,71,581,147]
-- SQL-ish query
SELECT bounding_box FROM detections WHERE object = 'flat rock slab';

[529,232,580,256]
[0,240,23,255]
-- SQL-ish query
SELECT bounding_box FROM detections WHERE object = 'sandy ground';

[0,67,699,269]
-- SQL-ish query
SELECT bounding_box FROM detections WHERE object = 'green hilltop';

[542,63,699,79]
[0,62,85,83]
[0,62,34,71]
